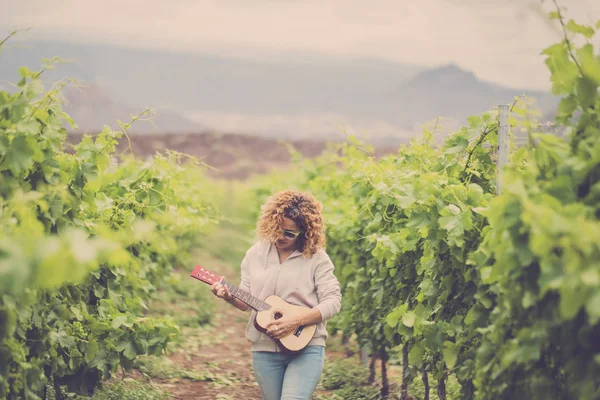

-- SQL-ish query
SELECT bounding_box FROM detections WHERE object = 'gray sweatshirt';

[238,240,342,352]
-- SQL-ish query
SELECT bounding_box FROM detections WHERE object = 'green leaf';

[576,77,598,108]
[1,135,38,175]
[409,342,425,365]
[501,342,541,367]
[386,304,407,328]
[0,135,9,153]
[88,350,107,369]
[560,281,586,319]
[116,341,138,360]
[565,19,595,38]
[439,214,459,231]
[557,96,578,118]
[18,66,31,79]
[467,115,482,127]
[62,111,77,129]
[581,269,600,286]
[522,291,536,309]
[95,193,114,212]
[112,315,128,329]
[464,307,483,326]
[124,342,137,359]
[577,44,600,86]
[543,43,580,95]
[445,137,469,155]
[136,338,149,354]
[342,264,354,278]
[586,291,600,319]
[443,341,459,370]
[17,120,41,136]
[402,311,416,328]
[54,331,76,348]
[70,306,84,321]
[85,340,98,363]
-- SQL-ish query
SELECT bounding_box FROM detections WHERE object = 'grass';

[195,219,255,269]
[132,354,240,389]
[133,355,208,381]
[314,334,463,400]
[45,379,169,400]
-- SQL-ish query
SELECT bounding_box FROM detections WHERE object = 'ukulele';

[190,265,317,353]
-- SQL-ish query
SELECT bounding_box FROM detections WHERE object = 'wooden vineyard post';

[497,104,510,194]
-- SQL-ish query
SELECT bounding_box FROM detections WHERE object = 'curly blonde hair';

[256,190,326,257]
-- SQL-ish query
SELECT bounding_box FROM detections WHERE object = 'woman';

[211,190,342,400]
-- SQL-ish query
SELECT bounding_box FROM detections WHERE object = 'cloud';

[2,0,599,90]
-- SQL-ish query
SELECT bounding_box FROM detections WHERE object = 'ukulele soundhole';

[273,311,283,320]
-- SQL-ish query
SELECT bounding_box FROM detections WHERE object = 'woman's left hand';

[265,316,301,340]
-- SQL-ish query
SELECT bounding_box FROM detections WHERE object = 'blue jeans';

[252,345,325,400]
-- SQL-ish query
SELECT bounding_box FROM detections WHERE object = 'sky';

[2,0,600,91]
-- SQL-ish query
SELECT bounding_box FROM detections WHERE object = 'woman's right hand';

[211,281,234,302]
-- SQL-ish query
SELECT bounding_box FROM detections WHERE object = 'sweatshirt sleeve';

[238,253,251,294]
[313,254,342,321]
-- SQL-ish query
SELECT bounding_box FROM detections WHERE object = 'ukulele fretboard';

[222,280,271,312]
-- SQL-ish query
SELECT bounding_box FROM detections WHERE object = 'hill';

[2,39,559,142]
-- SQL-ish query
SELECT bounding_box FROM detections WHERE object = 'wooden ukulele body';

[254,295,317,353]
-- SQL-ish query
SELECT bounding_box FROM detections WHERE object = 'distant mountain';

[0,39,422,112]
[0,39,559,141]
[384,64,558,130]
[61,84,206,134]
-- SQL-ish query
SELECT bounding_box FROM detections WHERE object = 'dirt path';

[147,251,266,400]
[165,294,264,400]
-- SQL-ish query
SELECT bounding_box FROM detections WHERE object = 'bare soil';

[66,131,398,180]
[163,304,264,400]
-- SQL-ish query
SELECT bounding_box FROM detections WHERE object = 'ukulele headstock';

[190,265,223,285]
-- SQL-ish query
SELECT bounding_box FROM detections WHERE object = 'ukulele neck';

[221,279,271,312]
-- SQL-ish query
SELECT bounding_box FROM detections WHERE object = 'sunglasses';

[279,228,303,240]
